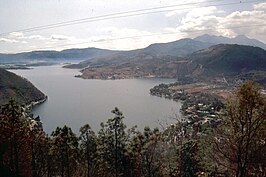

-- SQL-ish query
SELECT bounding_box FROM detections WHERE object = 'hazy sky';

[0,0,265,53]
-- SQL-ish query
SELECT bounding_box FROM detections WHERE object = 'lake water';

[11,65,182,134]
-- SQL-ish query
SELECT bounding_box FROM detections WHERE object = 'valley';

[1,0,266,176]
[1,34,266,110]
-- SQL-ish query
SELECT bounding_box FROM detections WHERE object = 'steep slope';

[189,44,266,76]
[195,34,266,50]
[0,68,46,106]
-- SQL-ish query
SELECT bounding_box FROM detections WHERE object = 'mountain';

[65,38,214,69]
[187,44,266,87]
[189,44,266,75]
[76,35,262,71]
[78,44,266,86]
[194,34,266,50]
[136,38,214,57]
[0,68,46,106]
[79,54,196,79]
[1,34,265,66]
[0,48,120,64]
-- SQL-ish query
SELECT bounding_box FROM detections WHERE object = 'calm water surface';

[12,65,182,133]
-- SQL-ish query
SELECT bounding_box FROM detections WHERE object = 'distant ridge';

[0,48,120,64]
[65,38,214,69]
[194,34,266,50]
[1,34,265,65]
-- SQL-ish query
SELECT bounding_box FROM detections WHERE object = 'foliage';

[0,81,265,177]
[200,81,266,177]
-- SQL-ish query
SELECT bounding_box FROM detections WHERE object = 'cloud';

[185,6,224,19]
[8,32,24,39]
[164,0,209,17]
[175,3,266,41]
[165,9,188,17]
[1,1,266,53]
[254,2,266,11]
[90,27,185,50]
[50,34,75,41]
[0,37,18,43]
[28,35,46,40]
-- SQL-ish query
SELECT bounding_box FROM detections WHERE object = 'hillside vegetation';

[0,81,265,177]
[0,68,46,106]
[189,44,266,76]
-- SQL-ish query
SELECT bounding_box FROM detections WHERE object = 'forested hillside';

[0,68,46,106]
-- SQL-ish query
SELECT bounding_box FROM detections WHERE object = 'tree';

[180,141,198,177]
[96,107,129,177]
[161,122,186,177]
[212,81,266,176]
[141,127,161,177]
[79,124,97,177]
[0,99,33,177]
[107,107,129,177]
[51,125,79,177]
[30,124,51,177]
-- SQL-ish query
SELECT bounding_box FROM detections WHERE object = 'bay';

[11,65,182,134]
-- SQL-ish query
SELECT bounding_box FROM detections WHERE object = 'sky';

[0,0,265,53]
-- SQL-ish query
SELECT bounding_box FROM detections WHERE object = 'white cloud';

[186,6,223,19]
[28,35,46,40]
[254,2,266,11]
[1,0,266,53]
[88,27,186,50]
[175,4,266,42]
[0,37,18,43]
[50,34,75,41]
[8,32,24,39]
[164,0,209,17]
[165,9,188,17]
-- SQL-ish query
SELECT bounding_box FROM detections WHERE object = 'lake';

[11,65,182,134]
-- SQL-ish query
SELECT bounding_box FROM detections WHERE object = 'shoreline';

[27,96,48,109]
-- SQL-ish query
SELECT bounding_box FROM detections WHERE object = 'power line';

[15,23,266,53]
[0,0,226,35]
[0,0,262,35]
[3,0,227,33]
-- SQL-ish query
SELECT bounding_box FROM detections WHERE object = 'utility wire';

[15,23,266,53]
[0,0,263,35]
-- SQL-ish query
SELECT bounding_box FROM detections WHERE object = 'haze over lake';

[11,65,182,133]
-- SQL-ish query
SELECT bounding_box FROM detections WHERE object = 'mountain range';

[64,34,266,69]
[78,44,266,83]
[71,36,266,87]
[0,34,266,105]
[1,34,265,106]
[1,34,265,65]
[0,48,120,64]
